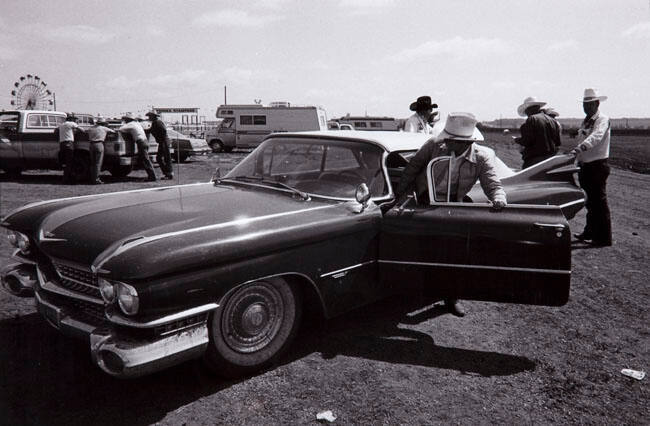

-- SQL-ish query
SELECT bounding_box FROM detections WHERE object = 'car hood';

[19,183,373,278]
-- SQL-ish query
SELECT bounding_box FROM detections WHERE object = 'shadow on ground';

[0,296,535,426]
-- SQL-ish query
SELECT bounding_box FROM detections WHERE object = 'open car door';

[379,156,571,306]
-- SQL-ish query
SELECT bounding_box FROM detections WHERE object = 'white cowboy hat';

[583,88,607,103]
[517,96,547,117]
[122,112,135,120]
[436,112,484,142]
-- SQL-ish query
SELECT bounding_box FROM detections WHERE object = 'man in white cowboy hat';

[396,112,507,317]
[404,95,438,134]
[145,110,174,180]
[85,116,116,184]
[514,96,562,169]
[57,113,86,184]
[119,112,157,181]
[570,88,612,247]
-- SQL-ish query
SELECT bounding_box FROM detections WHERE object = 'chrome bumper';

[1,262,36,297]
[33,271,217,378]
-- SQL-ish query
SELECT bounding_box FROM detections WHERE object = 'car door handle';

[533,222,566,231]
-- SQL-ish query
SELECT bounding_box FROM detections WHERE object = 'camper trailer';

[206,102,328,152]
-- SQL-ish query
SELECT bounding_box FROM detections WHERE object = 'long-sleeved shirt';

[515,112,561,161]
[574,111,610,163]
[57,121,80,142]
[396,139,506,204]
[86,125,115,142]
[404,113,434,134]
[148,119,169,143]
[119,121,147,142]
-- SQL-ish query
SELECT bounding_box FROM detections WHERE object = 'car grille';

[46,291,107,327]
[52,262,101,299]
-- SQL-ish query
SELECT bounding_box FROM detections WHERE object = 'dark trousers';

[89,142,104,183]
[59,141,75,182]
[136,139,156,180]
[156,138,173,177]
[578,159,612,244]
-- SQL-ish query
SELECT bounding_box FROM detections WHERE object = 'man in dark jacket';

[146,111,174,180]
[514,96,561,169]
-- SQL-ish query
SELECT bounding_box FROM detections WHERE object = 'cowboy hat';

[95,115,108,125]
[582,88,607,103]
[65,112,77,121]
[517,96,547,117]
[122,112,135,121]
[436,112,484,142]
[409,96,438,112]
[145,110,160,118]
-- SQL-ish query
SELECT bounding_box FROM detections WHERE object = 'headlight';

[98,277,116,303]
[117,282,139,316]
[8,231,30,253]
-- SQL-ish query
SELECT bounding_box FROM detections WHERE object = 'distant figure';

[57,113,85,184]
[404,96,438,134]
[119,112,157,182]
[514,96,561,169]
[396,112,507,317]
[86,116,116,184]
[146,111,174,180]
[570,88,612,247]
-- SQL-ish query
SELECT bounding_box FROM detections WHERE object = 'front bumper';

[30,265,218,378]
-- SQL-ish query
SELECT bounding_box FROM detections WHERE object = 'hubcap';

[222,282,285,353]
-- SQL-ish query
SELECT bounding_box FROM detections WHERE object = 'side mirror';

[212,167,221,185]
[355,183,371,212]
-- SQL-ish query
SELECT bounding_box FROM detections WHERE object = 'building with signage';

[152,107,218,137]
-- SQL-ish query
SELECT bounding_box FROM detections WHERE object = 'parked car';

[0,110,158,181]
[0,130,581,379]
[163,129,211,163]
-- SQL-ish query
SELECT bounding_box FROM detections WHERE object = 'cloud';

[547,39,579,52]
[392,36,511,62]
[144,25,164,37]
[192,9,279,28]
[338,0,395,15]
[105,70,208,90]
[41,25,118,44]
[621,21,650,39]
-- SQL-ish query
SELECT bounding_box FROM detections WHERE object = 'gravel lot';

[0,140,648,425]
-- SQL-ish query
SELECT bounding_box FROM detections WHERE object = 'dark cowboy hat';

[409,96,438,112]
[145,110,160,118]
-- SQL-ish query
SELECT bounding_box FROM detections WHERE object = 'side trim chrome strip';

[106,303,219,328]
[320,260,376,278]
[559,198,585,209]
[377,259,571,275]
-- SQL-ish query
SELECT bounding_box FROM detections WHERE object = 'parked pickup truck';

[0,110,158,181]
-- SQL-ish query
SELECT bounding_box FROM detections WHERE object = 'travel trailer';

[334,116,400,131]
[206,102,328,152]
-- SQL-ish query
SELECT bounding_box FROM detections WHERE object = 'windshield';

[225,137,388,199]
[0,112,19,131]
[219,118,234,129]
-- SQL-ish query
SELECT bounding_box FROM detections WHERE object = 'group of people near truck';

[399,88,613,317]
[57,110,174,184]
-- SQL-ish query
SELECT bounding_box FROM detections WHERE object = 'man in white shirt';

[57,113,85,184]
[404,96,438,134]
[570,88,612,247]
[119,112,157,182]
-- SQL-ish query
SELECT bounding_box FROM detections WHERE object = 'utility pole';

[224,86,227,105]
[53,92,57,111]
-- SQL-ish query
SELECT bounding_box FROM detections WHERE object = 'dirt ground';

[0,140,648,425]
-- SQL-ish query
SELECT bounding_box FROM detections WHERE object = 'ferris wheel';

[10,74,55,110]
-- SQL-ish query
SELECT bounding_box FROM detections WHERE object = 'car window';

[227,137,387,199]
[26,114,42,127]
[48,115,64,127]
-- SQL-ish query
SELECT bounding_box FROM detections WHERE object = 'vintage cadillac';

[0,130,584,378]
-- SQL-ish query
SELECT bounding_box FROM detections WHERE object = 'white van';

[206,102,328,152]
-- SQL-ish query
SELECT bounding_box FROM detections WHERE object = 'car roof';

[272,130,432,153]
[2,110,66,115]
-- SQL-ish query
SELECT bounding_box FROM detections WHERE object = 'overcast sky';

[1,0,649,121]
